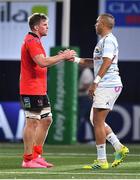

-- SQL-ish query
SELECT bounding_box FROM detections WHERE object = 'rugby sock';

[33,145,43,158]
[23,154,33,162]
[106,132,122,151]
[96,144,107,161]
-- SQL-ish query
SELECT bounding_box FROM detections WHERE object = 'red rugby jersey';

[20,32,47,95]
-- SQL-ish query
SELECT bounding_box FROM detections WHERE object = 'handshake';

[59,49,81,64]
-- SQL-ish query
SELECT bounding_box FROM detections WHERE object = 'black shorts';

[20,94,51,111]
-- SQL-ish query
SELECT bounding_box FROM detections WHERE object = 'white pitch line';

[0,172,140,176]
[42,153,140,157]
[0,153,139,157]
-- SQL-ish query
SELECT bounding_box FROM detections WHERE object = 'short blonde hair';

[28,13,48,30]
[100,13,115,29]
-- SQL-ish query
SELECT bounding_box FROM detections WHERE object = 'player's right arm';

[26,38,76,68]
[69,57,93,68]
[33,50,76,68]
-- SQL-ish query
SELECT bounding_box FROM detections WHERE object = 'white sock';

[96,144,107,161]
[106,132,122,151]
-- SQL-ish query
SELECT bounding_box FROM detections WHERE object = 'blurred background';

[0,0,140,144]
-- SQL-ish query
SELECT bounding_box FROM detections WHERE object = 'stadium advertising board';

[0,1,56,60]
[47,47,79,144]
[0,102,140,143]
[99,0,140,61]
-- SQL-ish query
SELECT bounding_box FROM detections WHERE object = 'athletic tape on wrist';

[74,57,80,63]
[94,75,101,84]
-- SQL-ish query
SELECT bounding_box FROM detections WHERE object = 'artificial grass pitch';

[0,143,140,179]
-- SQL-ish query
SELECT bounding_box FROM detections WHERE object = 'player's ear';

[34,25,39,31]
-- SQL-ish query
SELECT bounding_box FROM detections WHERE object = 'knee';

[90,110,98,126]
[46,117,53,126]
[41,117,53,128]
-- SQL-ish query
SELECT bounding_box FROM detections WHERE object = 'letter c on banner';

[113,105,131,139]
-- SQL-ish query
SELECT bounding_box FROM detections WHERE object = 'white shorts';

[25,107,52,120]
[89,86,122,125]
[92,86,122,110]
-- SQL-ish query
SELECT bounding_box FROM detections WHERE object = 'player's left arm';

[95,38,115,81]
[88,38,114,97]
[96,57,112,78]
[88,57,112,97]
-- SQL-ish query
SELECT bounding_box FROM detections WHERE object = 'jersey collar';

[28,32,39,38]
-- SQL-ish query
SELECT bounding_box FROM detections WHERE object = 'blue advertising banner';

[99,0,140,61]
[78,104,140,143]
[0,102,25,141]
[107,104,140,142]
[106,0,140,27]
[0,102,140,143]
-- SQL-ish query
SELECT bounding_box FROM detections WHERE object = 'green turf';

[0,143,139,179]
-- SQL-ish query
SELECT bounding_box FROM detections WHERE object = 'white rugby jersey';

[93,33,122,87]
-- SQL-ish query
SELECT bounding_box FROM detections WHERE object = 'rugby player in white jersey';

[70,13,129,169]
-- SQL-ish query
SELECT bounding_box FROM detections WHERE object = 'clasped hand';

[58,49,77,60]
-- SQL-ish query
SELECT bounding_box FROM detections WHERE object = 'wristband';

[74,57,81,63]
[94,75,101,84]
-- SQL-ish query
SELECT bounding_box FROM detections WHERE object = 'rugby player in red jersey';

[20,13,76,168]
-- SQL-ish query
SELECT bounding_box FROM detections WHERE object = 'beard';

[96,27,102,35]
